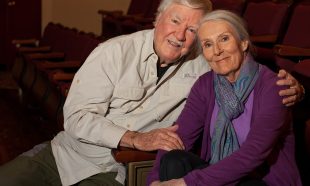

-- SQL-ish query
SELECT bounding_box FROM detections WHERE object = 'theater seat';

[274,2,310,72]
[112,147,156,186]
[211,0,245,15]
[243,0,291,71]
[98,0,159,39]
[306,119,310,157]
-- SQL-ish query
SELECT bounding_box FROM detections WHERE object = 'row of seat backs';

[98,0,161,39]
[11,23,103,132]
[40,22,102,62]
[243,1,310,102]
[224,1,309,73]
[244,0,310,46]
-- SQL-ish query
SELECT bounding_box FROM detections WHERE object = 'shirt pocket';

[111,86,146,114]
[113,85,145,101]
[168,76,197,98]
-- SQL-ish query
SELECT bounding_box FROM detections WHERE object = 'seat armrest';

[112,147,156,164]
[12,38,39,47]
[250,34,277,44]
[26,52,65,60]
[49,71,75,82]
[274,45,310,57]
[98,10,124,18]
[18,46,51,53]
[36,60,82,70]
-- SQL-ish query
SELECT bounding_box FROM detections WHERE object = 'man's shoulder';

[96,29,154,56]
[103,29,153,46]
[181,54,211,75]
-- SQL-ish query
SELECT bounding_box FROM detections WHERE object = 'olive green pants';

[0,143,123,186]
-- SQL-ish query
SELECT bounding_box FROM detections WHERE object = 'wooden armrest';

[132,17,154,24]
[250,34,277,44]
[115,14,147,21]
[49,72,75,81]
[12,38,39,47]
[18,46,51,53]
[26,52,65,60]
[112,147,157,164]
[274,45,310,57]
[36,60,82,70]
[98,10,124,18]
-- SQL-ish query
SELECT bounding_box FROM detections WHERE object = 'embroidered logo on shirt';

[183,73,198,79]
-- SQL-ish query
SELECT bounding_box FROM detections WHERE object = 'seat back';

[306,119,310,158]
[40,22,60,47]
[127,0,151,16]
[243,1,291,39]
[281,2,310,48]
[275,2,310,72]
[211,0,246,15]
[145,0,161,18]
[292,59,310,91]
[79,32,101,63]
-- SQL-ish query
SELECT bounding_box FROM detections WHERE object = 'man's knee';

[0,143,60,186]
[0,156,40,186]
[77,172,123,186]
[159,150,194,181]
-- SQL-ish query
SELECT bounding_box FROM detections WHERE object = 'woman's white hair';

[200,9,254,53]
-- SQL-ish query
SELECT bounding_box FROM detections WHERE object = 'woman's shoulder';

[257,65,281,87]
[188,71,215,98]
[259,65,279,79]
[255,65,285,98]
[199,70,214,80]
[196,71,214,87]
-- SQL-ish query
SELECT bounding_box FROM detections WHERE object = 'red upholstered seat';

[98,0,159,39]
[242,0,291,70]
[275,2,310,72]
[211,0,246,15]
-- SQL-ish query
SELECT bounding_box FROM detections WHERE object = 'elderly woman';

[147,10,302,186]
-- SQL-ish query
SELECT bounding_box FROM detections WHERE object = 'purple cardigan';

[147,65,301,186]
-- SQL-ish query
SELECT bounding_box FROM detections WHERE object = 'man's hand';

[277,69,305,106]
[150,179,186,186]
[120,125,184,151]
[133,125,184,151]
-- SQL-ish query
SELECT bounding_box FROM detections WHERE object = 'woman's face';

[198,20,248,82]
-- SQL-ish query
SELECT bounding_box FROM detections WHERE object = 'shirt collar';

[141,29,157,63]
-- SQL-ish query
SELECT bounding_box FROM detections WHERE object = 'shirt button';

[156,116,161,121]
[127,124,130,128]
[76,79,80,84]
[150,71,155,76]
[139,106,143,110]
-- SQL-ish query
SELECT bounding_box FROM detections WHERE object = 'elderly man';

[0,0,303,185]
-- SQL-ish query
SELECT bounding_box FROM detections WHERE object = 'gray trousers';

[0,142,123,186]
[160,150,267,186]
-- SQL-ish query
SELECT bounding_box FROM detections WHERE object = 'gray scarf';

[210,55,260,164]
